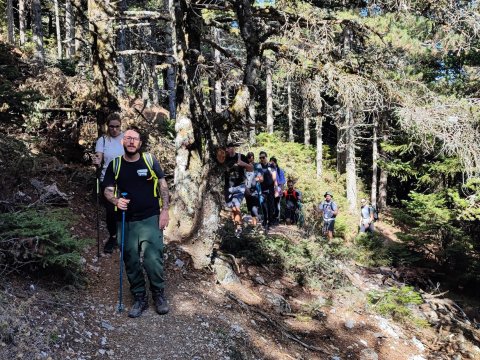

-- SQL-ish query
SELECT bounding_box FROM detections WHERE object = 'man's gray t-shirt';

[95,134,124,181]
[319,200,338,220]
[361,205,372,220]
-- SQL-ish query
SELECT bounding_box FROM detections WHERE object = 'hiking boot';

[128,293,148,318]
[153,289,169,315]
[103,236,117,254]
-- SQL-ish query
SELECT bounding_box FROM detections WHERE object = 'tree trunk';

[165,0,177,119]
[266,65,274,133]
[304,116,310,146]
[116,0,126,97]
[73,0,85,57]
[212,28,222,113]
[65,0,75,58]
[167,0,224,269]
[87,0,118,109]
[336,127,346,174]
[316,115,323,179]
[371,116,379,207]
[378,119,388,211]
[19,0,26,45]
[7,0,15,44]
[345,109,357,213]
[288,79,294,142]
[248,100,256,144]
[32,0,45,63]
[54,0,62,59]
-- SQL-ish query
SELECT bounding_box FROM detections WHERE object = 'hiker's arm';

[159,178,170,229]
[370,208,374,223]
[104,186,129,210]
[237,155,253,171]
[333,205,339,216]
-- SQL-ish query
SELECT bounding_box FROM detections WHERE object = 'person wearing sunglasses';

[92,113,125,253]
[254,151,277,232]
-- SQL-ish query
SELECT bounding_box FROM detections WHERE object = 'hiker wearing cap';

[254,151,277,231]
[318,192,338,240]
[283,180,302,225]
[92,113,125,253]
[103,126,170,318]
[359,198,375,233]
[224,143,253,237]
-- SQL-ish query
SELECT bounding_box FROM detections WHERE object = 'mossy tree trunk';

[19,0,26,46]
[32,0,45,63]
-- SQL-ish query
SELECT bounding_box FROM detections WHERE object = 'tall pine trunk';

[378,119,388,211]
[54,0,62,59]
[371,116,378,207]
[212,28,222,113]
[288,79,294,142]
[32,0,45,63]
[116,0,127,98]
[19,0,26,45]
[7,0,15,44]
[248,100,256,144]
[304,116,310,146]
[316,115,323,179]
[65,0,75,58]
[165,0,177,119]
[266,66,274,133]
[345,108,357,213]
[87,0,118,108]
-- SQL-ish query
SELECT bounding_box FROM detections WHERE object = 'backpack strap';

[142,152,159,198]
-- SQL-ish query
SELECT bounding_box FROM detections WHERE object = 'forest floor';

[4,185,480,360]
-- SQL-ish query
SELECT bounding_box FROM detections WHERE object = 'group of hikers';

[91,114,377,319]
[223,143,306,237]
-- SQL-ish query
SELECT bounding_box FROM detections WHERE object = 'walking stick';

[117,192,128,313]
[96,167,101,258]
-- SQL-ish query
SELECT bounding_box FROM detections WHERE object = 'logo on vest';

[137,169,149,176]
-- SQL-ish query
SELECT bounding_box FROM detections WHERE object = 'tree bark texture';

[266,66,274,134]
[165,0,177,119]
[167,0,225,269]
[337,127,346,174]
[65,0,75,58]
[378,120,388,211]
[32,0,45,63]
[19,0,26,45]
[7,0,14,44]
[248,100,256,144]
[316,115,323,179]
[345,109,357,213]
[288,79,294,142]
[54,0,62,58]
[304,116,310,146]
[87,0,118,109]
[371,116,379,207]
[212,28,222,114]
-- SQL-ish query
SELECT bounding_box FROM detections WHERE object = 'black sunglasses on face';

[109,125,120,129]
[259,156,266,159]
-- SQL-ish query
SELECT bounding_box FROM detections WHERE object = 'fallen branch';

[226,291,331,355]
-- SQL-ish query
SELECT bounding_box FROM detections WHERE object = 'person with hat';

[224,142,253,237]
[359,198,375,233]
[318,191,338,240]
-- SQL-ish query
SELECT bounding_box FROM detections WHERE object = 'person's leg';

[267,190,275,226]
[118,221,147,296]
[327,220,335,240]
[273,197,280,224]
[368,222,375,233]
[117,220,148,318]
[102,186,118,253]
[360,223,366,233]
[139,215,168,315]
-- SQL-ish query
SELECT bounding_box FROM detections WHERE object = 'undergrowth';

[0,208,92,283]
[367,286,429,327]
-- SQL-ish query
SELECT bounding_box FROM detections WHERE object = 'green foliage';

[0,209,92,282]
[367,286,427,326]
[393,191,469,266]
[354,233,391,267]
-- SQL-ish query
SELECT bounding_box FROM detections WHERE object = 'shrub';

[0,209,92,282]
[367,286,427,326]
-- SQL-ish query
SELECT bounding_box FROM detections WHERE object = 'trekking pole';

[117,192,128,313]
[95,166,101,258]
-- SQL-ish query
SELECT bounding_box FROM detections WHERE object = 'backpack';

[370,205,379,221]
[283,189,300,201]
[111,153,159,204]
[277,168,286,187]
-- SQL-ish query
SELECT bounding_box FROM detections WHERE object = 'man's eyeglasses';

[259,156,266,159]
[109,125,121,129]
[124,136,140,142]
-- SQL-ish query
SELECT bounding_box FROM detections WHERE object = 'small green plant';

[0,209,93,282]
[367,286,426,326]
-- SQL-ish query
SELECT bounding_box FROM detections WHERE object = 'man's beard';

[124,145,139,156]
